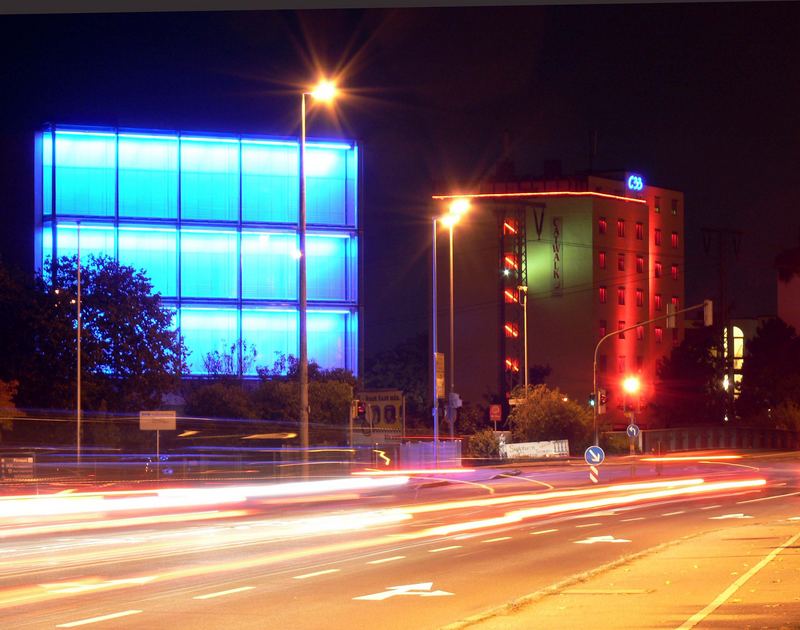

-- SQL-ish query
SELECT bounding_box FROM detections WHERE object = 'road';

[1,453,798,629]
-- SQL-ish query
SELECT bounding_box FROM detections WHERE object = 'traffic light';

[588,392,596,407]
[356,400,366,420]
[703,299,713,326]
[598,388,607,415]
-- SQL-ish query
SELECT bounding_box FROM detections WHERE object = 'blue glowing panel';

[307,234,348,301]
[55,131,116,216]
[180,308,239,374]
[180,230,238,298]
[42,132,53,215]
[306,147,347,225]
[118,227,177,297]
[626,173,645,192]
[180,137,240,221]
[54,223,115,261]
[118,135,178,218]
[40,223,53,268]
[242,141,299,223]
[241,309,298,375]
[346,145,358,227]
[241,231,298,300]
[308,311,347,369]
[347,311,359,375]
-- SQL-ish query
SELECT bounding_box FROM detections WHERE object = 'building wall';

[34,126,360,376]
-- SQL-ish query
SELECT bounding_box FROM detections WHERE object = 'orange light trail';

[640,455,743,462]
[352,468,475,476]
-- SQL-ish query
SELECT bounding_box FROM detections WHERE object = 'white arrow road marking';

[575,535,631,545]
[354,582,454,601]
[193,586,255,600]
[709,513,753,520]
[56,610,143,627]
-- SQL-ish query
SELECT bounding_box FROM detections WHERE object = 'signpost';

[584,445,605,484]
[139,411,176,480]
[489,404,501,430]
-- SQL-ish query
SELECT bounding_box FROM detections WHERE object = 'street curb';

[437,529,716,630]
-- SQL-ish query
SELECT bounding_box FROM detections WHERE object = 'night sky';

[1,5,798,358]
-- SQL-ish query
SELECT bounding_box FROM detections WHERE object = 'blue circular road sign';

[584,445,605,466]
[626,424,640,439]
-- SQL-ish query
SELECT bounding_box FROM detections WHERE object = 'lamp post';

[299,79,337,478]
[76,221,82,470]
[517,284,528,396]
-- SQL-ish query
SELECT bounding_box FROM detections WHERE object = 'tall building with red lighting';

[432,171,684,428]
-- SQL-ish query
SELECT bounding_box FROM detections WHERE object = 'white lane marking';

[576,522,601,528]
[292,569,341,580]
[620,517,645,522]
[789,517,800,521]
[737,490,800,505]
[429,545,462,553]
[709,513,753,520]
[56,610,143,627]
[481,537,511,543]
[354,582,453,601]
[700,504,722,510]
[193,586,255,600]
[662,511,685,516]
[575,535,631,545]
[676,530,800,630]
[531,528,558,535]
[453,533,478,540]
[367,555,406,565]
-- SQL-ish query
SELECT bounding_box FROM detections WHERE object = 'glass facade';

[34,126,360,376]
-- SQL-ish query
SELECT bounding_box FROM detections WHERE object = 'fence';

[641,427,800,453]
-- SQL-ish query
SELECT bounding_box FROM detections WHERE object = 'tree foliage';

[0,380,20,437]
[465,427,500,461]
[507,384,592,453]
[364,334,428,426]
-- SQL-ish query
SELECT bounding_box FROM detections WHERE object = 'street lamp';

[299,78,337,477]
[76,221,82,470]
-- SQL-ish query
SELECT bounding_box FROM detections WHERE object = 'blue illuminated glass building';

[34,125,361,376]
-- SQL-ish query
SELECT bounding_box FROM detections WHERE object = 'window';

[599,286,607,304]
[181,137,240,222]
[671,264,679,281]
[598,251,606,269]
[180,308,240,374]
[671,296,680,310]
[599,320,607,338]
[655,293,663,311]
[655,327,663,344]
[55,131,116,217]
[308,311,349,369]
[598,217,607,235]
[118,227,177,297]
[655,261,662,278]
[636,355,644,370]
[504,322,519,338]
[241,309,298,375]
[180,229,239,298]
[617,286,625,306]
[241,232,297,300]
[671,231,679,248]
[636,325,644,341]
[617,219,625,238]
[618,320,626,339]
[599,354,607,373]
[306,147,348,225]
[118,134,178,219]
[504,288,519,303]
[617,355,626,373]
[672,327,679,347]
[307,234,351,301]
[636,288,644,307]
[654,196,661,213]
[671,199,679,216]
[242,141,298,224]
[636,255,644,273]
[635,222,644,240]
[655,228,662,246]
[617,253,625,271]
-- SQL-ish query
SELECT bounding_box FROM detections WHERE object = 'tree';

[465,428,500,462]
[0,380,20,439]
[507,384,592,453]
[365,334,428,427]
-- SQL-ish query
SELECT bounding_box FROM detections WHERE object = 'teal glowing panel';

[180,229,238,298]
[180,137,240,221]
[55,131,116,216]
[55,223,115,261]
[42,132,53,215]
[307,234,349,301]
[306,147,347,225]
[242,141,298,223]
[180,308,240,374]
[118,135,178,218]
[308,311,348,369]
[118,227,177,297]
[241,309,298,375]
[241,231,297,300]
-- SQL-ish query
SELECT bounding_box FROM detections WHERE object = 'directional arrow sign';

[574,535,631,544]
[584,445,605,466]
[626,424,640,439]
[709,513,753,520]
[353,582,454,601]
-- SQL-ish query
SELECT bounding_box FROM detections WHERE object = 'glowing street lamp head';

[622,376,641,395]
[449,198,470,217]
[310,79,337,102]
[440,213,461,228]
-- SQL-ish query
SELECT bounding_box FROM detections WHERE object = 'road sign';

[489,404,502,422]
[139,410,176,431]
[626,423,640,439]
[588,464,599,484]
[584,445,605,465]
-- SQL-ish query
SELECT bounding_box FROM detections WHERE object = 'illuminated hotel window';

[181,137,240,221]
[636,325,644,341]
[636,355,644,370]
[636,255,644,273]
[180,307,240,374]
[598,251,606,269]
[241,309,297,376]
[306,147,348,225]
[118,134,178,219]
[308,311,350,369]
[671,199,679,216]
[672,296,680,310]
[599,286,607,304]
[655,327,663,344]
[118,227,177,297]
[635,222,644,240]
[241,141,298,223]
[504,322,519,338]
[655,229,662,246]
[671,264,679,281]
[672,327,679,347]
[53,223,115,261]
[504,288,519,303]
[655,261,662,278]
[654,196,661,213]
[636,288,643,307]
[671,231,679,248]
[55,130,116,216]
[617,355,626,373]
[617,286,625,306]
[241,231,297,300]
[599,320,607,338]
[617,219,625,238]
[655,294,663,311]
[180,229,238,298]
[618,320,625,339]
[599,354,607,373]
[617,253,625,271]
[598,217,607,235]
